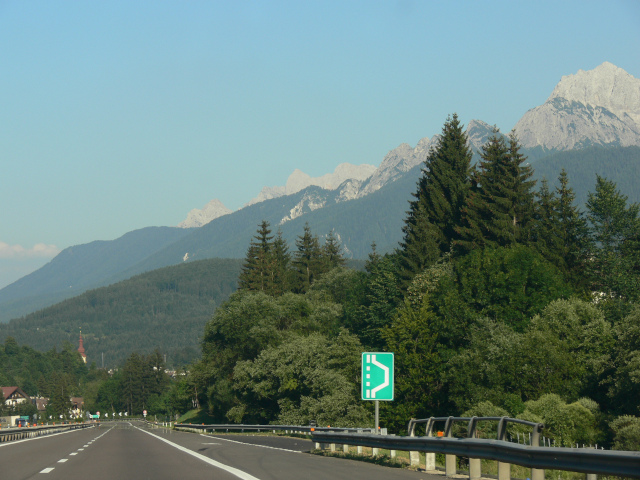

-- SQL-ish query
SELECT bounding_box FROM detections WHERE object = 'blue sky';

[1,0,639,288]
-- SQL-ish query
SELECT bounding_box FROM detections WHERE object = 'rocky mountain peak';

[245,162,376,207]
[466,119,499,152]
[178,199,232,228]
[514,62,640,151]
[548,62,640,125]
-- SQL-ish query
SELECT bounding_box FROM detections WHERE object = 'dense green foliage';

[456,132,536,253]
[400,114,472,282]
[0,337,107,418]
[94,350,172,416]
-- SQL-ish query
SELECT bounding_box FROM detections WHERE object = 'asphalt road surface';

[0,421,443,480]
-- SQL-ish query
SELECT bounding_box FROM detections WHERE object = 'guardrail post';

[445,416,456,477]
[586,474,597,480]
[408,418,420,467]
[425,418,436,471]
[467,417,481,480]
[388,433,396,458]
[497,417,511,480]
[342,430,350,454]
[531,423,544,480]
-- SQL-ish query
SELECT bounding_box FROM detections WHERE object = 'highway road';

[0,421,441,480]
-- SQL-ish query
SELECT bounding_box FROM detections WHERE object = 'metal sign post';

[361,352,394,433]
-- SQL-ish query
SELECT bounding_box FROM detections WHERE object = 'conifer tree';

[456,132,536,253]
[586,176,640,300]
[365,242,380,273]
[238,221,276,293]
[291,223,324,293]
[398,203,441,285]
[400,114,472,279]
[533,178,563,265]
[270,229,291,295]
[555,170,590,289]
[507,133,537,243]
[323,230,346,269]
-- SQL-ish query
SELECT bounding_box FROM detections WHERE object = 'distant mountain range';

[1,62,639,323]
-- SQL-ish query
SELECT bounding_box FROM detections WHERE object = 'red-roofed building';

[1,386,31,407]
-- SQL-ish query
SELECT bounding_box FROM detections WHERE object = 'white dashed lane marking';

[38,426,111,475]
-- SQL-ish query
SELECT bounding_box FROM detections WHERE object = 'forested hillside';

[531,145,640,207]
[0,338,107,420]
[0,258,242,367]
[0,226,192,322]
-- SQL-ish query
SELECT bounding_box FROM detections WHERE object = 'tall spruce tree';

[323,230,346,269]
[399,202,441,283]
[238,221,276,294]
[555,170,590,290]
[456,132,536,253]
[586,176,640,300]
[291,223,324,293]
[400,114,472,280]
[507,133,536,243]
[533,178,563,265]
[270,229,291,295]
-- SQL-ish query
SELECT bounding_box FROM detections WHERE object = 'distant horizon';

[1,0,639,288]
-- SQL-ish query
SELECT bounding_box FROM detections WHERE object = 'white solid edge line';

[199,434,301,453]
[135,426,260,480]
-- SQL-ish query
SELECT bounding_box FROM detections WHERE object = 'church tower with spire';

[78,329,87,364]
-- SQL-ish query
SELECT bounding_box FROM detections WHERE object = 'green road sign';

[361,352,394,401]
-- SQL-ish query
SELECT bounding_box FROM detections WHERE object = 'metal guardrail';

[310,431,640,478]
[0,423,94,443]
[408,415,545,479]
[173,419,640,479]
[174,423,375,434]
[408,415,544,440]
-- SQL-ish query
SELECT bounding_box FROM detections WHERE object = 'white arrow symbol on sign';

[371,354,390,399]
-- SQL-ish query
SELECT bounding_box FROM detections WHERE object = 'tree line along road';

[0,421,439,480]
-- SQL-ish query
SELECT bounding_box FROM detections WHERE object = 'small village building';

[34,397,49,412]
[1,386,31,407]
[70,397,84,418]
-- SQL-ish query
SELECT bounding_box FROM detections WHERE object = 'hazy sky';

[1,0,639,288]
